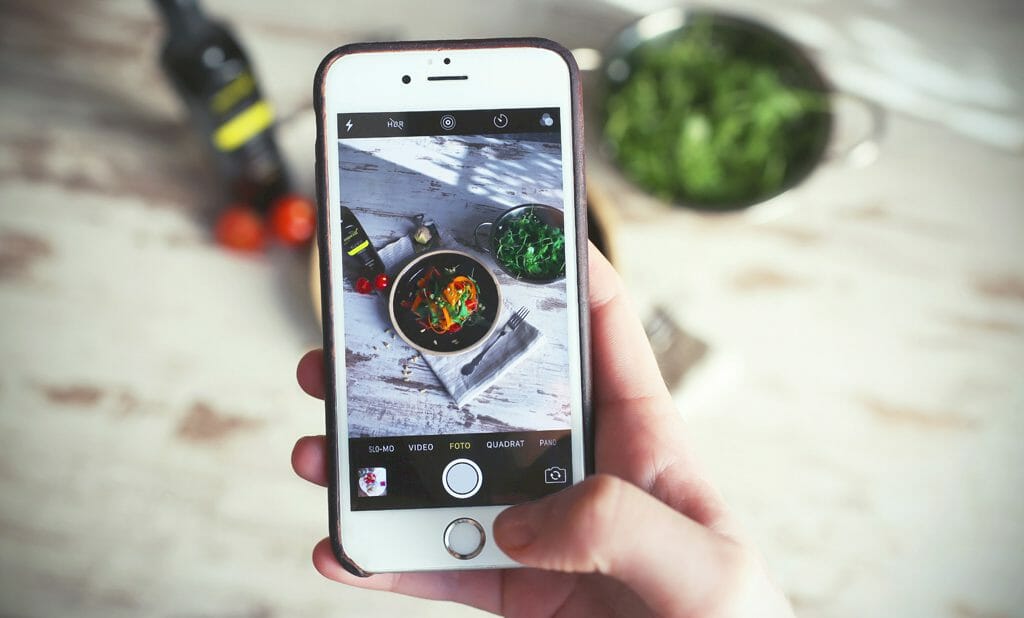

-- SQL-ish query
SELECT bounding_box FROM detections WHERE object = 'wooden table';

[336,134,572,437]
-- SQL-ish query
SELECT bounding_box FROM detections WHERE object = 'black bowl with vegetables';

[601,10,833,211]
[388,250,502,356]
[475,204,566,284]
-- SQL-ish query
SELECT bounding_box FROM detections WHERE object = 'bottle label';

[346,239,370,256]
[213,100,274,151]
[210,71,256,115]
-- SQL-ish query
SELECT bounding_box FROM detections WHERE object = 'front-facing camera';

[402,75,411,84]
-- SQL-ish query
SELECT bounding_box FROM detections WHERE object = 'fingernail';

[494,502,542,550]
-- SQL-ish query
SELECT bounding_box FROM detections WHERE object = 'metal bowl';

[474,204,566,284]
[598,8,836,212]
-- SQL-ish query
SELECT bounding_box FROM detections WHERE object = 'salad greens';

[603,18,829,208]
[495,209,565,280]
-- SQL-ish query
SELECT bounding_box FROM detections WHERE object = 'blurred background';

[1,0,1022,616]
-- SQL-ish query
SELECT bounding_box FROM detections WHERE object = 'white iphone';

[313,38,591,574]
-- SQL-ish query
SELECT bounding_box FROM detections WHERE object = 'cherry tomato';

[268,194,316,246]
[448,323,461,333]
[466,298,478,311]
[374,273,390,290]
[355,277,372,294]
[215,204,265,252]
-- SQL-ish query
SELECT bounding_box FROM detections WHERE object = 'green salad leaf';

[495,209,565,280]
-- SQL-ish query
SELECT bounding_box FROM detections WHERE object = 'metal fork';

[461,306,530,375]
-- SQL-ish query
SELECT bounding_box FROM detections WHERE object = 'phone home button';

[442,458,482,499]
[444,518,485,560]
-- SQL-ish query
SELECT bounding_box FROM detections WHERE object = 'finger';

[494,474,745,617]
[587,245,671,411]
[291,435,328,487]
[297,348,326,400]
[311,538,502,614]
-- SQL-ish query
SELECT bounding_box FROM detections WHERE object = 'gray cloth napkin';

[377,235,544,407]
[429,319,543,407]
[378,235,415,273]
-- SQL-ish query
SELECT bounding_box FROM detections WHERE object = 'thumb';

[494,474,747,616]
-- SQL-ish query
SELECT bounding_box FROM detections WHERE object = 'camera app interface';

[336,108,575,510]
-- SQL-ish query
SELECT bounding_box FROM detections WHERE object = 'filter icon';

[440,114,456,130]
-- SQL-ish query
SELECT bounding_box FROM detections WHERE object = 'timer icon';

[493,113,509,129]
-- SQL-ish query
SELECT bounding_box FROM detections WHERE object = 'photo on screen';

[336,128,572,439]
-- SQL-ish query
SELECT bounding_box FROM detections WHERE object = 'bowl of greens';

[475,204,566,284]
[599,9,880,212]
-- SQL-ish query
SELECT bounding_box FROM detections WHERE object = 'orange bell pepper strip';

[443,283,459,306]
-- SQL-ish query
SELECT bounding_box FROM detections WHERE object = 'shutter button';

[442,458,482,498]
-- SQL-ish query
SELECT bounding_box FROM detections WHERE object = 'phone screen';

[334,107,578,511]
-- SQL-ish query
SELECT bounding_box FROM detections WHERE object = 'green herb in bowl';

[603,16,831,210]
[495,208,566,281]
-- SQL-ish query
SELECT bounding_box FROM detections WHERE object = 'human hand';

[292,245,794,617]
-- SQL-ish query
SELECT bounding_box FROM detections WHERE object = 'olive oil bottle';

[340,207,385,279]
[154,0,288,209]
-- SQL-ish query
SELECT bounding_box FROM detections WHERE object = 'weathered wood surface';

[337,134,573,437]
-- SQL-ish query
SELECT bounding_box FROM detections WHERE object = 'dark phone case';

[313,37,593,577]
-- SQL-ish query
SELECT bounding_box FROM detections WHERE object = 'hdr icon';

[386,117,404,130]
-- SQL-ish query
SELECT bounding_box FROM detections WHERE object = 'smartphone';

[313,38,591,574]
